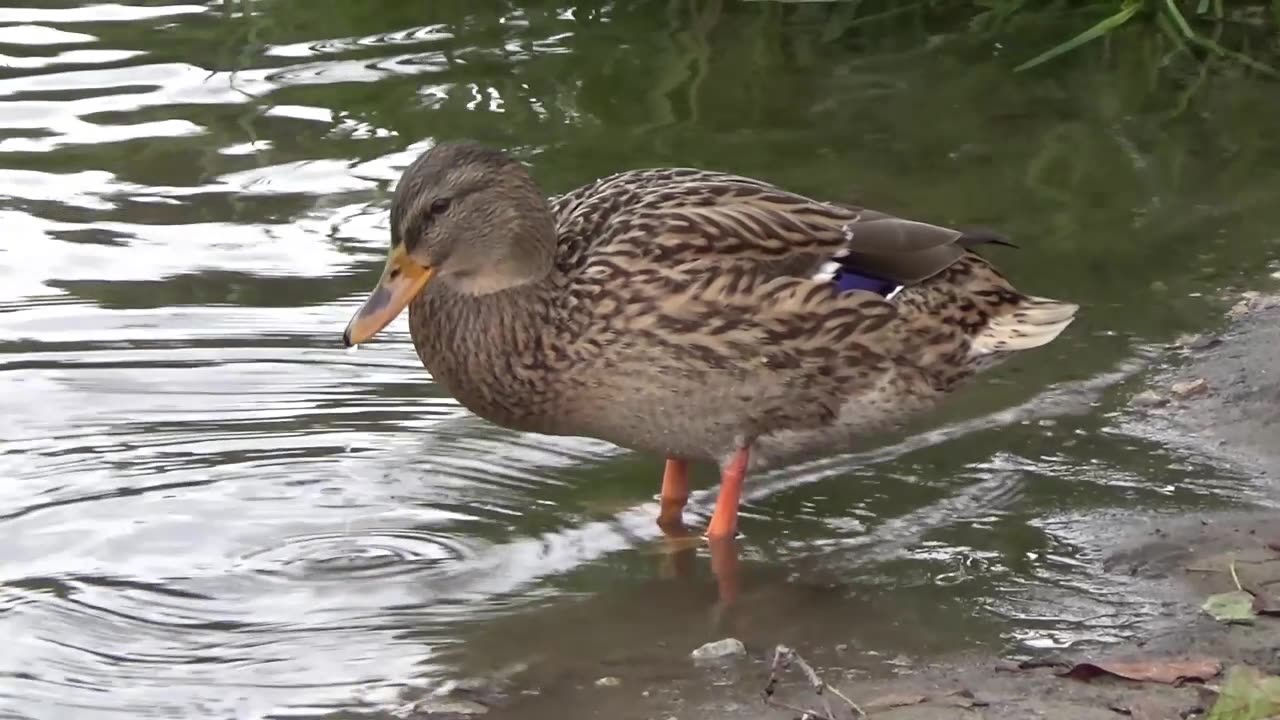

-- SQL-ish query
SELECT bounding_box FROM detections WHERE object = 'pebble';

[1227,291,1280,318]
[691,638,747,662]
[594,676,620,688]
[1229,299,1253,318]
[1171,377,1209,398]
[1131,390,1168,408]
[1176,333,1222,351]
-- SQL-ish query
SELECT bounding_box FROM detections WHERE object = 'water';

[1,2,1279,718]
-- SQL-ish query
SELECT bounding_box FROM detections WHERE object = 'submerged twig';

[762,645,865,719]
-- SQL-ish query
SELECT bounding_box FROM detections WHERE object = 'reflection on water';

[0,1,1278,718]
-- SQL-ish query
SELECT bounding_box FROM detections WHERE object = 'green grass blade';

[1156,10,1190,50]
[1162,0,1280,77]
[1164,0,1197,38]
[1014,2,1144,71]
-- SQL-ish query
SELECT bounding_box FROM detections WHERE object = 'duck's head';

[343,142,555,347]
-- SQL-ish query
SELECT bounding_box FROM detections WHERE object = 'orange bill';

[343,245,435,347]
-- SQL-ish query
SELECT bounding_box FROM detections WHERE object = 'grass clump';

[1003,0,1278,76]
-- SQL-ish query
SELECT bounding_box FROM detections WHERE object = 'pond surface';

[1,2,1279,719]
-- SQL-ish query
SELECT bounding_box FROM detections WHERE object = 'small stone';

[1131,390,1168,408]
[1171,377,1209,398]
[944,688,989,708]
[887,654,914,668]
[690,638,746,662]
[1176,333,1222,351]
[451,677,492,693]
[594,676,620,688]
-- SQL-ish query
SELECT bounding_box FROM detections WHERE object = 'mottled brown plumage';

[344,142,1078,539]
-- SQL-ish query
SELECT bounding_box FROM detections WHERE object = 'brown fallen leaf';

[863,692,927,711]
[1061,656,1222,684]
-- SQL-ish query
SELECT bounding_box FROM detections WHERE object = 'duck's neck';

[406,277,553,427]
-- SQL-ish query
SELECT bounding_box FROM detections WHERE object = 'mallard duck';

[344,143,1077,541]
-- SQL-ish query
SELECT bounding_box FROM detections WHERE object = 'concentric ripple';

[237,528,475,581]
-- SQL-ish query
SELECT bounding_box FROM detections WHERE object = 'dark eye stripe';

[400,191,464,248]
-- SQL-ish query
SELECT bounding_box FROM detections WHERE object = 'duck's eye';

[430,197,452,215]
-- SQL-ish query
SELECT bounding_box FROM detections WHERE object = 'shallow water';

[2,2,1279,718]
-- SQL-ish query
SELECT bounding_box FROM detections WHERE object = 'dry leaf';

[1061,656,1222,684]
[864,692,927,710]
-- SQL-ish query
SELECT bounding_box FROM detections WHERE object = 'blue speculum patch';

[832,269,900,297]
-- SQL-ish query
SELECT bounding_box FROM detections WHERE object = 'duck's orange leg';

[706,447,749,540]
[657,458,689,530]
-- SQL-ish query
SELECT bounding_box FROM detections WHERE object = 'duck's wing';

[549,168,1009,294]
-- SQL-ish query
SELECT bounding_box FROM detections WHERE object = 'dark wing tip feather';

[958,228,1019,250]
[836,217,1019,287]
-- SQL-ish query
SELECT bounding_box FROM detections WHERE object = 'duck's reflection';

[656,517,742,626]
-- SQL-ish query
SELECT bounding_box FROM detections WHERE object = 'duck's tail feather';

[970,295,1079,356]
[888,251,1077,387]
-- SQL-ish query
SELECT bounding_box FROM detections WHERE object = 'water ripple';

[238,528,477,581]
[265,24,456,59]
